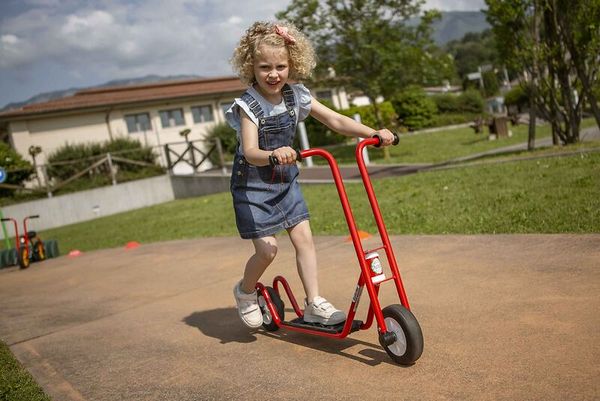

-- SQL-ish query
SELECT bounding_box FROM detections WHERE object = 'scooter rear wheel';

[258,286,284,332]
[380,304,423,365]
[33,240,46,262]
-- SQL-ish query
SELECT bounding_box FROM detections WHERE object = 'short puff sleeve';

[292,83,312,122]
[225,99,259,133]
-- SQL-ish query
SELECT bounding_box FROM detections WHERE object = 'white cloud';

[1,34,19,45]
[423,0,486,11]
[61,10,115,35]
[228,15,243,24]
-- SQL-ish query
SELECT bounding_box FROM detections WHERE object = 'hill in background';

[429,11,489,45]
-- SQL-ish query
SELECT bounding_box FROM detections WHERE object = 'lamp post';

[179,128,191,143]
[28,145,42,188]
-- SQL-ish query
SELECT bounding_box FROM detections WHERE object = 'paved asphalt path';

[1,234,598,400]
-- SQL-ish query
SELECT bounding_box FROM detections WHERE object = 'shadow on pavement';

[183,308,257,344]
[184,307,399,367]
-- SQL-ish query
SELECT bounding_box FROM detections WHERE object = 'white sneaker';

[233,281,263,328]
[303,296,346,325]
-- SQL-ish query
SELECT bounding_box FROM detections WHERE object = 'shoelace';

[240,298,259,312]
[314,300,335,312]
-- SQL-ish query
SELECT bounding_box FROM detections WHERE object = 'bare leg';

[287,220,318,303]
[240,236,278,294]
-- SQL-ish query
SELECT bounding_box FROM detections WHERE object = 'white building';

[0,76,349,175]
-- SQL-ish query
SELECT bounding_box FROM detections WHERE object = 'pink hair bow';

[274,25,296,45]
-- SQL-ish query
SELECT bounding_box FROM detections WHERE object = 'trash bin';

[488,116,510,140]
[492,117,509,138]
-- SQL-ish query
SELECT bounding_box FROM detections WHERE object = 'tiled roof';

[0,76,247,120]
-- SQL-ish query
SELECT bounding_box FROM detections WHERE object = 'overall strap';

[282,84,296,111]
[240,91,265,120]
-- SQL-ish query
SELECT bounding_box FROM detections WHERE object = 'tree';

[391,86,437,130]
[444,29,501,80]
[554,0,600,130]
[0,142,33,198]
[277,0,446,158]
[486,0,598,146]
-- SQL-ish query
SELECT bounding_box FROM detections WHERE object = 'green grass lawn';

[311,151,600,234]
[322,117,598,165]
[21,148,597,254]
[0,341,50,401]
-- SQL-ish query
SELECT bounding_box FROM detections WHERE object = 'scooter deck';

[284,318,363,334]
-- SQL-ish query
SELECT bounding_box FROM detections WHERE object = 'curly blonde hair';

[231,21,316,85]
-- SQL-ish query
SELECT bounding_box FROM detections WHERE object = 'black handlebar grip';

[268,154,280,167]
[29,215,40,219]
[373,133,399,147]
[0,218,9,222]
[269,149,303,167]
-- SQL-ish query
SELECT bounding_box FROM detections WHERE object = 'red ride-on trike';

[1,215,46,269]
[258,134,424,366]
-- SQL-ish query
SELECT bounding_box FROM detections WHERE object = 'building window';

[125,113,152,133]
[191,105,214,123]
[159,108,185,128]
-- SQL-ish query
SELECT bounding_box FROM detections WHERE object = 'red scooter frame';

[256,135,423,365]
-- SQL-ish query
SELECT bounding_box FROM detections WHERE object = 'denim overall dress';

[230,84,310,239]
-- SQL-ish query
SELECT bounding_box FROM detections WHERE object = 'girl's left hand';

[373,129,395,146]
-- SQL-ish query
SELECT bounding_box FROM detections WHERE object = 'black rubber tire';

[32,240,46,262]
[0,249,7,268]
[45,240,55,258]
[380,304,424,365]
[258,286,284,332]
[18,246,30,269]
[45,240,59,258]
[7,248,18,266]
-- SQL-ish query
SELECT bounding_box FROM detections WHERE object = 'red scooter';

[258,134,423,365]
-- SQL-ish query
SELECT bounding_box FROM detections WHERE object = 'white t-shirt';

[225,83,313,146]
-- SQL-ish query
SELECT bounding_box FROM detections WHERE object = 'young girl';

[226,21,395,328]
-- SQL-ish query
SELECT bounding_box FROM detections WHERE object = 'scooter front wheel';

[258,286,284,332]
[379,304,423,365]
[18,246,30,269]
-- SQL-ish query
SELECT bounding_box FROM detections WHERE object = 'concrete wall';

[1,175,175,231]
[169,174,230,199]
[1,173,234,232]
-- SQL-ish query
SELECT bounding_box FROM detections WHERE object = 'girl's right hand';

[373,129,396,146]
[271,146,298,165]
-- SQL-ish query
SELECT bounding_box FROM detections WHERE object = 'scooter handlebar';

[372,132,399,148]
[268,149,303,167]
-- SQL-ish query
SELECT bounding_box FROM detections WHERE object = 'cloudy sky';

[0,0,486,109]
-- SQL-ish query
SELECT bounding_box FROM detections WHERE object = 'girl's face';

[253,44,290,104]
